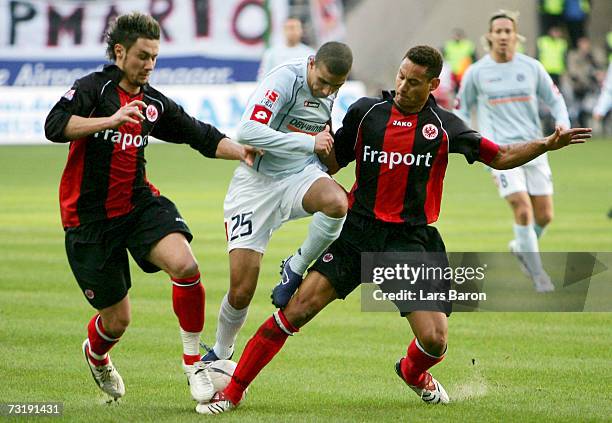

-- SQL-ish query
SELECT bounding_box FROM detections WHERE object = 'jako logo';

[392,120,413,127]
[93,129,149,150]
[362,145,432,169]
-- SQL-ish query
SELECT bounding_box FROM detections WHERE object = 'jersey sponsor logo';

[287,118,326,134]
[84,289,95,299]
[304,100,320,108]
[250,105,272,124]
[362,145,432,169]
[422,124,439,140]
[146,104,158,122]
[93,129,149,150]
[265,89,279,103]
[63,89,75,101]
[392,120,413,127]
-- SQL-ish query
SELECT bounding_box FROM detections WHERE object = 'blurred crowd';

[436,0,611,134]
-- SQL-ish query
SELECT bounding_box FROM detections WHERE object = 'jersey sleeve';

[44,75,98,143]
[236,68,316,155]
[333,97,370,168]
[445,111,499,165]
[151,95,225,158]
[535,61,571,128]
[453,65,478,125]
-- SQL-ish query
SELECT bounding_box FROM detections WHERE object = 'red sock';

[172,273,205,333]
[172,273,204,365]
[86,314,119,366]
[400,338,445,386]
[224,311,298,404]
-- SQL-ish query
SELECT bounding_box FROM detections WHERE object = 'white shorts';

[490,156,553,198]
[223,163,331,253]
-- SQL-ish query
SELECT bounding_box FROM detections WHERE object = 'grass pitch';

[1,139,611,422]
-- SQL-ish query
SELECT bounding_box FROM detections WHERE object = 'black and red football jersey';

[45,65,225,228]
[334,91,499,225]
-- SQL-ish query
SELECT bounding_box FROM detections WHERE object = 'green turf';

[1,140,611,422]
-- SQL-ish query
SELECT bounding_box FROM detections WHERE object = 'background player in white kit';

[455,11,570,292]
[202,42,353,362]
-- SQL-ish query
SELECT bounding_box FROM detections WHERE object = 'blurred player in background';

[258,18,315,80]
[197,45,590,414]
[455,10,571,292]
[201,42,352,364]
[593,62,612,122]
[44,12,256,404]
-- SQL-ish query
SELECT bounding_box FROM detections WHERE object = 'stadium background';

[1,0,610,421]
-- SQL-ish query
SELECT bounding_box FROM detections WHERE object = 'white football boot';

[195,391,235,415]
[395,358,449,404]
[183,361,215,402]
[82,339,125,401]
[509,240,530,277]
[532,272,555,293]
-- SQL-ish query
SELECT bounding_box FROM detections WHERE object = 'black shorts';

[310,212,451,315]
[65,196,192,309]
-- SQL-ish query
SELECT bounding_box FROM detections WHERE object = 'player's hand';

[109,100,147,128]
[314,124,333,156]
[241,145,263,167]
[545,126,591,151]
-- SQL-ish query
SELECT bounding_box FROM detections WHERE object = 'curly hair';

[105,12,160,61]
[403,45,443,79]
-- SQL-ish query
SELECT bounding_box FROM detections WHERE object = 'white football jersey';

[237,57,335,178]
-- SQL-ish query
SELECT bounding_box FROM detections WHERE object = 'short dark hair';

[314,41,353,76]
[105,12,160,61]
[488,11,517,32]
[404,45,443,79]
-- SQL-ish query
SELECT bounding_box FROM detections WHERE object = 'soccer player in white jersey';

[202,42,352,362]
[455,11,571,292]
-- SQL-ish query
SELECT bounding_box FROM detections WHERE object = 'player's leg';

[65,222,131,400]
[272,167,347,307]
[196,271,338,414]
[206,248,262,361]
[395,311,449,404]
[526,159,554,240]
[492,167,547,282]
[207,165,280,361]
[146,231,214,401]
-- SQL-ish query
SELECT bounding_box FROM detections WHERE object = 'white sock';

[213,294,248,359]
[513,223,544,276]
[180,328,200,359]
[289,212,346,274]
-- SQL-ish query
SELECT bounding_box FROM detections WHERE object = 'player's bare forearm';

[63,115,115,140]
[215,137,261,166]
[319,148,342,175]
[488,127,591,170]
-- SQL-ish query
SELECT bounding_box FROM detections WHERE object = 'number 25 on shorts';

[225,212,253,241]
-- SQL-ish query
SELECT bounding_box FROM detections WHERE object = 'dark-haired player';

[201,42,353,363]
[45,12,257,403]
[197,45,590,414]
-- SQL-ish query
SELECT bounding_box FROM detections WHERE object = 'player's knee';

[418,330,447,357]
[104,315,130,337]
[536,211,553,227]
[168,258,199,280]
[228,288,254,310]
[513,207,532,225]
[286,296,322,327]
[321,190,348,218]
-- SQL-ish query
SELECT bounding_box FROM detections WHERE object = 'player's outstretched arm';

[488,127,591,170]
[215,138,263,166]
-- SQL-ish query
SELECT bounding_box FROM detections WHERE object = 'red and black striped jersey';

[45,65,225,228]
[334,91,499,225]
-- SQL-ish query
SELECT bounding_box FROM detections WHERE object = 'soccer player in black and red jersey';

[44,12,258,404]
[197,45,591,414]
